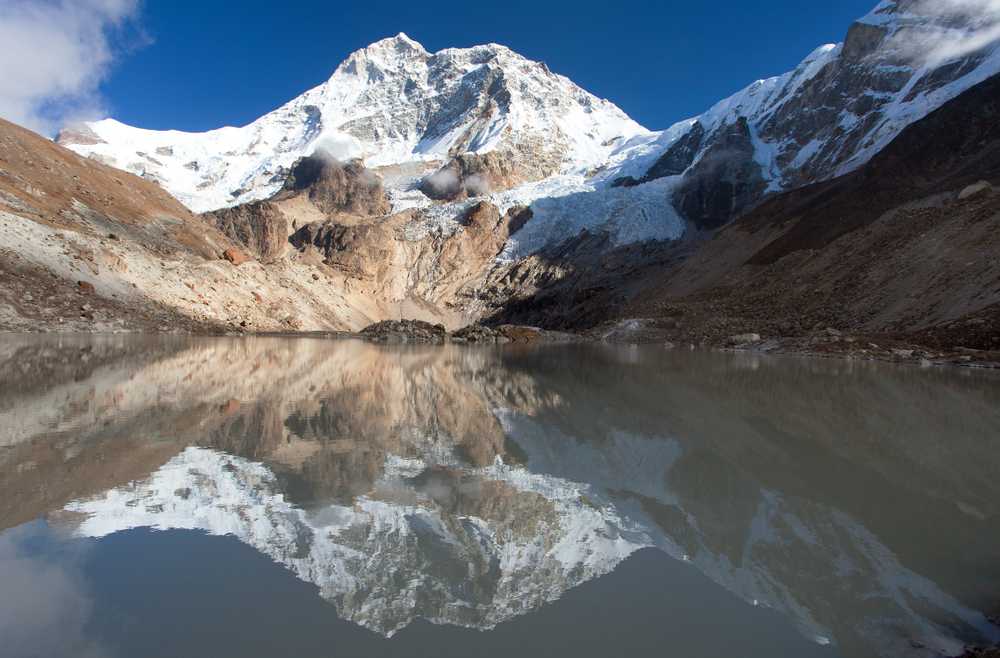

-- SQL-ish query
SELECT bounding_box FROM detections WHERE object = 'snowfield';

[60,2,1000,257]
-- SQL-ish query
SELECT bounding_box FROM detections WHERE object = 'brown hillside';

[616,73,1000,361]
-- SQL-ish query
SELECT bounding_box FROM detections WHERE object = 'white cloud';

[888,0,1000,64]
[0,521,111,658]
[311,131,364,161]
[0,0,146,138]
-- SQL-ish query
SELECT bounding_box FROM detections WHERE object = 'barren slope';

[0,119,481,333]
[611,72,1000,361]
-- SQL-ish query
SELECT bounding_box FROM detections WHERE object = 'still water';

[0,335,998,658]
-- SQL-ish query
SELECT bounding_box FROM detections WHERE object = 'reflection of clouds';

[0,520,110,658]
[7,336,1000,654]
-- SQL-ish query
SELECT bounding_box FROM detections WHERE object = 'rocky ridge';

[606,0,1000,229]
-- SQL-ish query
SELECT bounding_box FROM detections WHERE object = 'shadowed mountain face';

[479,71,1000,346]
[3,336,998,654]
[618,71,1000,344]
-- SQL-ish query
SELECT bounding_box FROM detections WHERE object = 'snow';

[493,175,685,260]
[59,4,1000,259]
[63,34,649,217]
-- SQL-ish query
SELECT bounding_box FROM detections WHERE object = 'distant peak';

[360,33,429,59]
[332,33,430,78]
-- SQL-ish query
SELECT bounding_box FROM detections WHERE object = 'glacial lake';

[1,335,998,658]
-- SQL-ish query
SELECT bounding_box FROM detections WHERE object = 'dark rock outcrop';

[612,122,705,188]
[420,152,531,201]
[421,153,490,201]
[420,146,559,203]
[273,150,392,217]
[672,118,767,231]
[504,205,532,235]
[842,22,889,65]
[361,319,449,343]
[203,200,288,260]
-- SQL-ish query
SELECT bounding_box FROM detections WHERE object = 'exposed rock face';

[272,151,391,217]
[841,21,889,64]
[54,123,106,146]
[420,154,489,201]
[672,118,767,231]
[203,200,289,259]
[606,0,1000,231]
[612,122,705,188]
[504,205,532,235]
[464,229,681,331]
[420,153,492,201]
[290,220,396,284]
[420,148,568,202]
[289,200,514,311]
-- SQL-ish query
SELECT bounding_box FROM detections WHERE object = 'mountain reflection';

[2,336,999,655]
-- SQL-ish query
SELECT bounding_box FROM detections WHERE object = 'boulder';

[957,180,997,202]
[222,249,246,266]
[497,324,541,342]
[360,319,448,343]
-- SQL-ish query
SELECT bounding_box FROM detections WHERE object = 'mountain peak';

[333,32,431,78]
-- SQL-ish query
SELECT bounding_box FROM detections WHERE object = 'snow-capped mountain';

[57,33,648,214]
[56,0,1000,255]
[601,0,1000,229]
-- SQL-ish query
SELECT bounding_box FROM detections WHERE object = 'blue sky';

[1,0,879,136]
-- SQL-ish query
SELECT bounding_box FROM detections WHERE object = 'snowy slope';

[598,0,1000,228]
[58,34,649,214]
[57,0,1000,256]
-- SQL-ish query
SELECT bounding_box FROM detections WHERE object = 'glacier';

[57,0,1000,256]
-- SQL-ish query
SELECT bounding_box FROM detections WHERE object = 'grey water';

[0,334,998,658]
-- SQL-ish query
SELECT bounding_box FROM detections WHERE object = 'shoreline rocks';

[359,320,559,344]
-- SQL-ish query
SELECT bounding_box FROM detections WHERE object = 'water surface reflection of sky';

[1,335,998,658]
